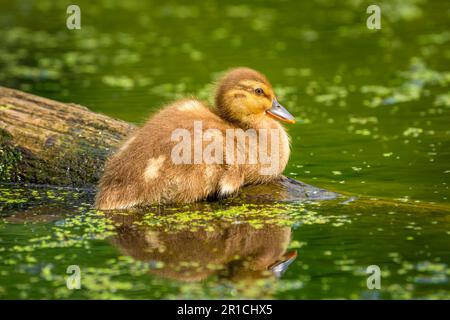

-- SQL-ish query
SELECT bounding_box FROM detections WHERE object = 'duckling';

[95,67,296,210]
[110,218,296,282]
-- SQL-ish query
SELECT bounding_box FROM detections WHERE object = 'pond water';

[0,0,449,299]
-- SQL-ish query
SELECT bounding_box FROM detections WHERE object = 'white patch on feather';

[144,232,161,249]
[144,155,165,181]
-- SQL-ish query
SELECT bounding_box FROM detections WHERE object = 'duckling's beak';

[269,250,298,278]
[266,98,296,124]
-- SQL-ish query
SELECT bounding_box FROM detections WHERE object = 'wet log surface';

[0,86,340,202]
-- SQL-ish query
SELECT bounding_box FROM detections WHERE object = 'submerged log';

[0,86,340,201]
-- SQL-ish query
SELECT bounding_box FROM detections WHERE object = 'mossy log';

[0,86,134,186]
[0,86,339,202]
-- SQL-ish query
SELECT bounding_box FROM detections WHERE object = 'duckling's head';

[214,67,295,128]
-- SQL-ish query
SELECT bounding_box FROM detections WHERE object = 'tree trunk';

[0,86,134,186]
[0,86,339,202]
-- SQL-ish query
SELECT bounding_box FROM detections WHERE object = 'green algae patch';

[361,58,450,108]
[111,200,352,233]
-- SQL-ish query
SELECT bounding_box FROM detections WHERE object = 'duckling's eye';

[254,88,264,95]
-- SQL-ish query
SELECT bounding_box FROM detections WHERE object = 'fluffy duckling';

[110,219,296,282]
[95,67,296,210]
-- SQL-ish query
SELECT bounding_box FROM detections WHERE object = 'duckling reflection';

[110,218,297,282]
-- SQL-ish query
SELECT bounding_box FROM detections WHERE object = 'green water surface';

[0,0,449,299]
